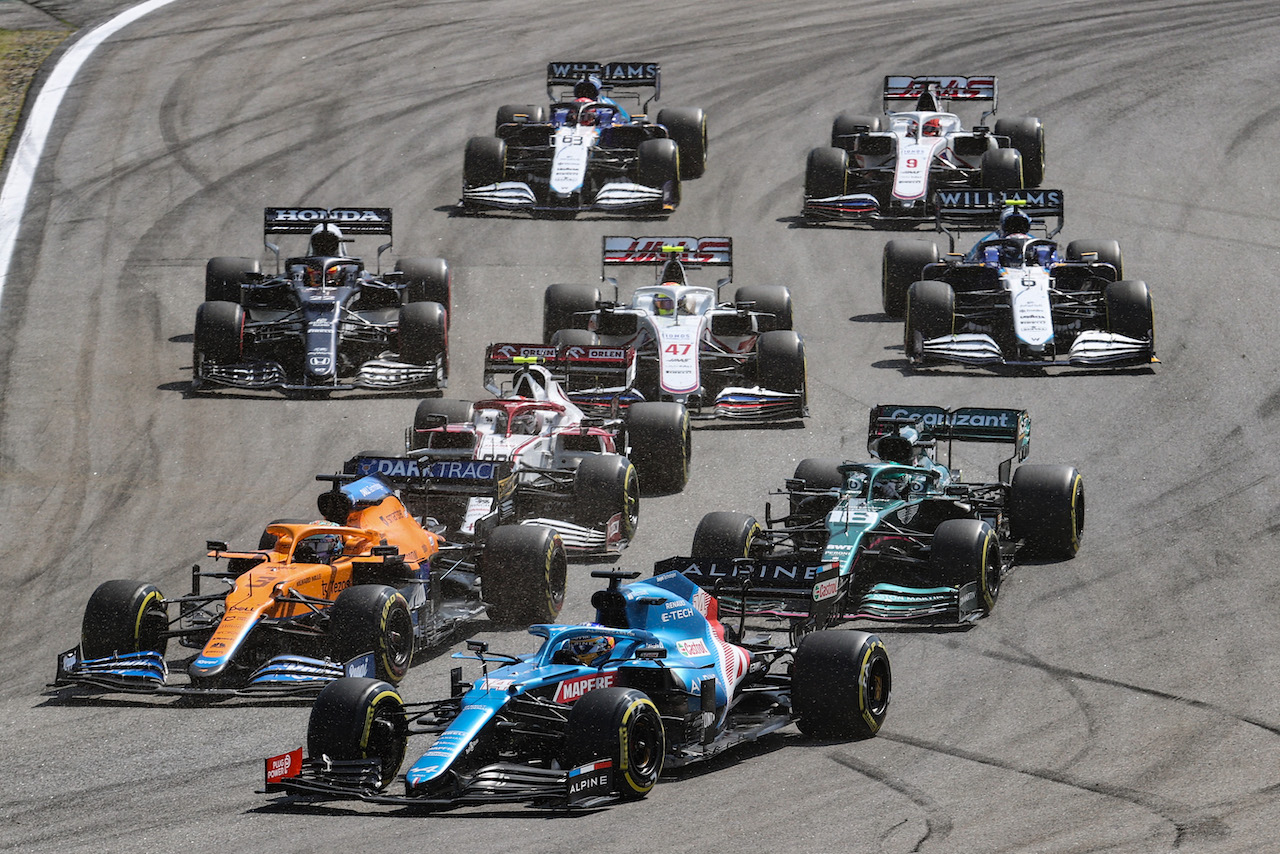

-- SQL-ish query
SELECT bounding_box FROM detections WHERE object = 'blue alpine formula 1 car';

[264,569,890,809]
[662,404,1083,627]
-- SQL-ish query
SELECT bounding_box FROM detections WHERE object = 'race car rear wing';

[653,556,840,627]
[262,207,395,270]
[546,60,661,108]
[482,342,638,399]
[601,236,733,294]
[883,75,997,113]
[932,188,1065,243]
[868,404,1031,481]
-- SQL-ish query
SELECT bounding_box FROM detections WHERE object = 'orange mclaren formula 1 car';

[51,473,566,698]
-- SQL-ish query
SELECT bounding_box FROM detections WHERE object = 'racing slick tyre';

[1104,279,1155,344]
[656,107,708,179]
[930,518,1001,615]
[1066,239,1124,280]
[691,511,761,559]
[756,329,807,399]
[734,284,793,331]
[257,518,311,550]
[550,328,600,347]
[397,257,452,320]
[80,580,168,660]
[1010,464,1085,559]
[994,116,1045,187]
[979,147,1024,190]
[328,584,415,684]
[792,630,891,739]
[463,135,506,188]
[573,455,639,544]
[495,103,546,132]
[479,524,567,626]
[409,398,476,450]
[830,113,883,148]
[805,146,848,199]
[789,458,846,522]
[204,256,258,303]
[562,686,665,800]
[398,300,448,374]
[904,280,955,364]
[882,239,941,318]
[307,677,407,790]
[625,401,691,494]
[543,283,602,343]
[193,300,244,366]
[636,138,681,204]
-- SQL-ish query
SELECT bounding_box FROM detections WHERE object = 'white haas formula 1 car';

[541,237,806,422]
[352,343,691,556]
[804,75,1044,225]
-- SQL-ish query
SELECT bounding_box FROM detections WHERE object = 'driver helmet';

[573,75,602,100]
[653,292,676,316]
[565,632,615,667]
[309,223,344,256]
[578,104,598,126]
[999,207,1032,236]
[324,263,356,287]
[923,117,944,137]
[872,426,920,466]
[294,533,343,565]
[511,410,541,434]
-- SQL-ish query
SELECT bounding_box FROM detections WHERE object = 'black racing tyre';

[397,256,452,319]
[930,518,1001,614]
[805,147,848,199]
[562,686,665,800]
[257,517,311,550]
[463,136,506,188]
[398,300,448,372]
[193,300,244,364]
[882,240,941,318]
[994,116,1045,187]
[495,103,546,132]
[1010,464,1085,559]
[479,524,567,625]
[756,329,807,396]
[625,402,691,494]
[80,580,168,660]
[691,511,760,559]
[656,107,708,179]
[327,584,415,684]
[979,147,1024,189]
[1104,280,1154,344]
[543,283,602,343]
[408,398,475,450]
[573,455,639,543]
[204,256,258,303]
[830,112,883,148]
[792,630,891,739]
[789,458,846,521]
[904,280,955,363]
[550,328,600,347]
[307,677,407,790]
[636,138,681,202]
[1066,239,1124,279]
[734,284,793,331]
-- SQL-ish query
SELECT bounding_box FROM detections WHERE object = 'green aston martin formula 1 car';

[658,404,1083,630]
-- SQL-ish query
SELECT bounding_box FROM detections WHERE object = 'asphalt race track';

[2,1,1279,851]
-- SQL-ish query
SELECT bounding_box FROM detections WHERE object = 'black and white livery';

[460,61,708,216]
[192,208,450,394]
[883,190,1157,368]
[804,75,1045,225]
[542,237,806,421]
